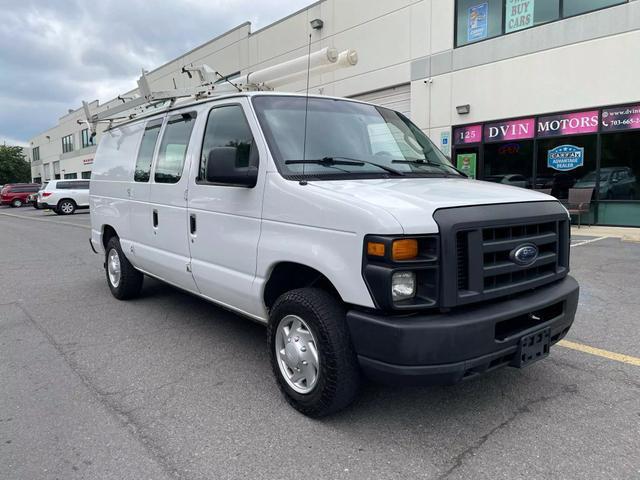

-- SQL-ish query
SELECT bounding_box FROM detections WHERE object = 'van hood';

[308,177,556,234]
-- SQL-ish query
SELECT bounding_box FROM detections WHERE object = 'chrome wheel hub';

[275,315,320,394]
[107,249,121,288]
[61,202,73,213]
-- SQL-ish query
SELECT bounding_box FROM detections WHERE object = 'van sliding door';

[144,111,199,292]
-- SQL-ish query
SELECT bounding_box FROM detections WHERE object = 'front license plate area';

[510,327,551,368]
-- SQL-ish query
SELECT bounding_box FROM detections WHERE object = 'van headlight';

[391,272,416,301]
[362,235,439,310]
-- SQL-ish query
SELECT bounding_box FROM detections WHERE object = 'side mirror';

[205,146,258,187]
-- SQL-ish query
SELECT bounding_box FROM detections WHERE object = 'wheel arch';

[101,224,119,251]
[263,262,342,311]
[57,198,77,207]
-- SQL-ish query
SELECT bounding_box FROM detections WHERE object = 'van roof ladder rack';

[81,47,358,134]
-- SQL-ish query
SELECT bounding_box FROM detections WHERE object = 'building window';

[456,0,626,47]
[456,0,503,46]
[81,128,94,148]
[64,172,77,179]
[81,171,92,179]
[33,176,42,184]
[32,146,40,162]
[62,134,74,153]
[563,0,626,17]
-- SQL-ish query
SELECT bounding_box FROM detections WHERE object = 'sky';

[0,0,312,146]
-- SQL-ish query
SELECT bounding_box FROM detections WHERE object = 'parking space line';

[0,211,90,230]
[558,340,640,366]
[570,236,608,248]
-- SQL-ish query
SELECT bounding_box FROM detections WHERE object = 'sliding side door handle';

[190,213,197,235]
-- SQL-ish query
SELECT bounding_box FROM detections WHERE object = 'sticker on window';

[468,3,489,42]
[547,145,584,171]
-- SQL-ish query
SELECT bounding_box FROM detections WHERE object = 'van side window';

[135,119,163,182]
[154,113,197,184]
[199,105,256,182]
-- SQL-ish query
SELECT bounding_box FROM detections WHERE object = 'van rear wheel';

[105,237,143,300]
[267,288,361,417]
[11,199,22,207]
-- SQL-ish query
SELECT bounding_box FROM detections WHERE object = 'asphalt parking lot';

[1,206,639,480]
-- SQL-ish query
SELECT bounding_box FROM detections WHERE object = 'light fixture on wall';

[310,18,324,30]
[456,104,471,115]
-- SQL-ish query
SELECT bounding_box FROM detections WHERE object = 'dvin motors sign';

[484,118,535,143]
[547,145,584,171]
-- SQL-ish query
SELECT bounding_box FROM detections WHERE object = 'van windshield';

[252,96,460,180]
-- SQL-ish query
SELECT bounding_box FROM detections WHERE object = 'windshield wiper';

[285,157,405,176]
[391,159,463,177]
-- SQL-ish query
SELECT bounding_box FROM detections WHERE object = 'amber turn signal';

[367,242,385,257]
[392,239,418,261]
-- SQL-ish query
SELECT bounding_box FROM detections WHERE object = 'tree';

[0,145,31,184]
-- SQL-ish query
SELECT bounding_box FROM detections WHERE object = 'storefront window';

[536,135,597,199]
[484,141,534,189]
[600,132,640,201]
[453,102,640,227]
[563,0,626,17]
[505,0,559,33]
[456,0,503,46]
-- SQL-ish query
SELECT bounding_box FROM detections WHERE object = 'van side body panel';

[90,123,145,254]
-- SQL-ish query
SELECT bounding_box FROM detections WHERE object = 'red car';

[1,183,41,207]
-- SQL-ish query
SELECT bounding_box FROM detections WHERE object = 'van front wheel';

[105,237,143,300]
[267,288,361,417]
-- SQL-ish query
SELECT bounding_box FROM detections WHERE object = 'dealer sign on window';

[506,0,535,33]
[547,145,584,172]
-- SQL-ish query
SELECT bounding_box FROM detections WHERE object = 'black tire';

[57,199,76,215]
[11,199,22,208]
[105,237,143,300]
[267,288,361,417]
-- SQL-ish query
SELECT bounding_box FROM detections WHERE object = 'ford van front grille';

[436,202,570,308]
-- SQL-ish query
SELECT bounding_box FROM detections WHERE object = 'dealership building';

[28,0,640,226]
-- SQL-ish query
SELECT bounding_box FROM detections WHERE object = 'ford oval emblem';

[510,243,539,266]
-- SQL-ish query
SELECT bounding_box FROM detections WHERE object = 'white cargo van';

[90,92,579,417]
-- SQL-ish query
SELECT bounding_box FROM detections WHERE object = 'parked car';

[39,179,90,215]
[90,92,579,417]
[574,167,637,200]
[484,174,530,189]
[0,183,41,207]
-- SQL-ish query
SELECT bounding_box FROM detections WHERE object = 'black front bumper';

[347,275,579,385]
